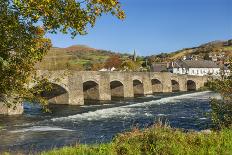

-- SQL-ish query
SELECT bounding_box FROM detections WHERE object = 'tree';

[120,59,141,71]
[92,63,104,71]
[207,59,232,129]
[84,61,93,71]
[0,1,51,108]
[0,0,125,108]
[104,55,122,70]
[203,53,211,60]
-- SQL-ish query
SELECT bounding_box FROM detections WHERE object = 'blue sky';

[47,0,232,56]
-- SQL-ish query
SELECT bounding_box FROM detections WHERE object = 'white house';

[171,60,221,76]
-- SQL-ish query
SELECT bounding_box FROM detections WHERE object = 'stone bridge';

[36,70,209,105]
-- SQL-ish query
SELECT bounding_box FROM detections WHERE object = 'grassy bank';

[42,124,232,155]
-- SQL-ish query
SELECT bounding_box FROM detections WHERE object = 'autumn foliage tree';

[92,63,105,71]
[0,0,125,108]
[104,55,122,70]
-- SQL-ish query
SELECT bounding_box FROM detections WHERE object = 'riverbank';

[41,124,232,155]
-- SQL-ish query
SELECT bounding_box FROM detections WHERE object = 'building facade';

[171,60,221,76]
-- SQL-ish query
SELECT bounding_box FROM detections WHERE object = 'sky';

[47,0,232,56]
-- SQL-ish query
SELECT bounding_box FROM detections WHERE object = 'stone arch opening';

[110,81,124,98]
[83,81,99,101]
[171,80,180,92]
[187,80,196,91]
[36,82,69,104]
[151,79,163,93]
[133,79,144,96]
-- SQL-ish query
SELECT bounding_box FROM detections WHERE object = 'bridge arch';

[83,80,100,101]
[133,79,144,96]
[187,80,196,91]
[35,82,69,104]
[110,80,124,98]
[171,80,180,92]
[151,79,163,93]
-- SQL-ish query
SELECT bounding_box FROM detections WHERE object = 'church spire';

[133,49,137,61]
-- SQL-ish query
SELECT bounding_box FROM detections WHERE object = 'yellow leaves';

[117,10,126,19]
[13,0,125,36]
[35,27,45,35]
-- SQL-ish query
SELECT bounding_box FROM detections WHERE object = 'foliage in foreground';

[207,59,232,129]
[42,124,232,155]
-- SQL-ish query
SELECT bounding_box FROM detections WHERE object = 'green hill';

[36,45,130,70]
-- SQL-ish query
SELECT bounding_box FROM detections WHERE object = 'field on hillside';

[36,45,129,70]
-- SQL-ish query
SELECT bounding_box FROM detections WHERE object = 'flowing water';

[0,91,219,154]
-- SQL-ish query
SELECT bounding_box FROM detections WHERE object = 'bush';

[206,60,232,129]
[210,99,232,129]
[41,125,232,155]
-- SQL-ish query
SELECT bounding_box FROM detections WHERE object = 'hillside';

[37,39,232,71]
[150,39,232,62]
[36,45,130,70]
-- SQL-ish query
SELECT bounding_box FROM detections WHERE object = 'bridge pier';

[123,73,134,98]
[99,73,111,101]
[68,73,84,105]
[160,73,172,92]
[179,76,188,92]
[142,74,153,95]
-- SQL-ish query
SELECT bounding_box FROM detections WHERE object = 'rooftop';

[174,60,220,68]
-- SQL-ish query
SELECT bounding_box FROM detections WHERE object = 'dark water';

[0,91,219,154]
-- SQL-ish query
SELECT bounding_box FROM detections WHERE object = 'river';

[0,91,219,154]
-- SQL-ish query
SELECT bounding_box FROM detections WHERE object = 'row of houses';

[151,60,230,77]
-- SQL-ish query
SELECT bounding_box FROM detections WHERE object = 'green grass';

[223,46,232,51]
[41,124,232,155]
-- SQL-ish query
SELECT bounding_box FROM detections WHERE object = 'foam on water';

[199,117,208,120]
[126,91,213,108]
[51,106,135,122]
[10,126,74,133]
[51,91,213,122]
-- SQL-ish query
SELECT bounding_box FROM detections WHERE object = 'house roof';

[173,60,220,68]
[151,63,167,72]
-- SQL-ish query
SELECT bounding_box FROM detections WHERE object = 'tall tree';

[0,0,125,108]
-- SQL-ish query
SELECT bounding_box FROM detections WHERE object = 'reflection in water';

[0,91,218,154]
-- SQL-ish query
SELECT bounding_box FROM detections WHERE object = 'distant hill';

[36,45,130,70]
[149,39,232,62]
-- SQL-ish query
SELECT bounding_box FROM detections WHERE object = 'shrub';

[41,125,232,155]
